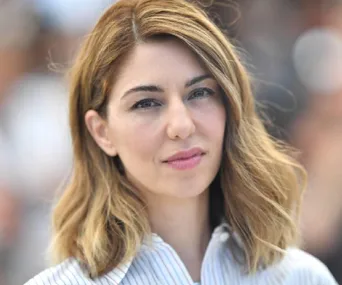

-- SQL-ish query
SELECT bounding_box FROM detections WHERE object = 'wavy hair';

[51,0,306,277]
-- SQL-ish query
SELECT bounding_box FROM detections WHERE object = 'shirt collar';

[98,222,244,284]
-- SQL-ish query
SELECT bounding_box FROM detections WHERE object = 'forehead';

[112,39,208,93]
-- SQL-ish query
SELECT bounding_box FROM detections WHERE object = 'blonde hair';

[52,0,306,277]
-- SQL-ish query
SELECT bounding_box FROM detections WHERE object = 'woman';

[26,0,337,284]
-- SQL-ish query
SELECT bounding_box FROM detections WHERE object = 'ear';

[84,110,117,156]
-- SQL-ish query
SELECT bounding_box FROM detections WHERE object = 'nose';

[166,98,196,140]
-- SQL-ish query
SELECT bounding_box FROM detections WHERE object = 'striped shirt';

[25,224,338,285]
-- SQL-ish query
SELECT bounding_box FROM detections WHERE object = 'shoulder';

[24,258,94,285]
[267,247,338,285]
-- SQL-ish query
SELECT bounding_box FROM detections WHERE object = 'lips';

[164,147,205,162]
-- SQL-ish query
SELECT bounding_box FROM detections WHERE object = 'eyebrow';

[121,74,212,99]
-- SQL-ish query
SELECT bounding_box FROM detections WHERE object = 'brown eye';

[188,88,214,100]
[132,98,162,110]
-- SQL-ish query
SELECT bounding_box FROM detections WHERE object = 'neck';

[146,189,211,282]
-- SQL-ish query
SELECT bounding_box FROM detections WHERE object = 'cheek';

[193,101,226,141]
[112,116,161,161]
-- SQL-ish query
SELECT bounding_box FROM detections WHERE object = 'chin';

[167,181,210,199]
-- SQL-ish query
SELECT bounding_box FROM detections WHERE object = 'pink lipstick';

[164,147,204,170]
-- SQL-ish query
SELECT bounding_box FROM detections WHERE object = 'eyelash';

[131,87,215,110]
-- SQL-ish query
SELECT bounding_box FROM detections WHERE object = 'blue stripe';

[24,225,338,285]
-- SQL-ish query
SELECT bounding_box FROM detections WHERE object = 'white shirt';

[25,224,338,285]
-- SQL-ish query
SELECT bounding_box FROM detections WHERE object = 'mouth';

[163,147,205,170]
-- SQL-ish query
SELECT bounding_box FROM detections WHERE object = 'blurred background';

[0,0,341,284]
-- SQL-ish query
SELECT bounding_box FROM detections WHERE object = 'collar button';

[219,232,230,243]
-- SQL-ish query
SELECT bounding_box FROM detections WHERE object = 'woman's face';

[86,39,226,199]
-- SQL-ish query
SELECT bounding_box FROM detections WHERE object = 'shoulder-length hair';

[51,0,306,278]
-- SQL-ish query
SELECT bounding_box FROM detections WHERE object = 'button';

[219,232,230,243]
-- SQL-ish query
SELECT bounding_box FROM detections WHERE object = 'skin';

[85,38,226,281]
